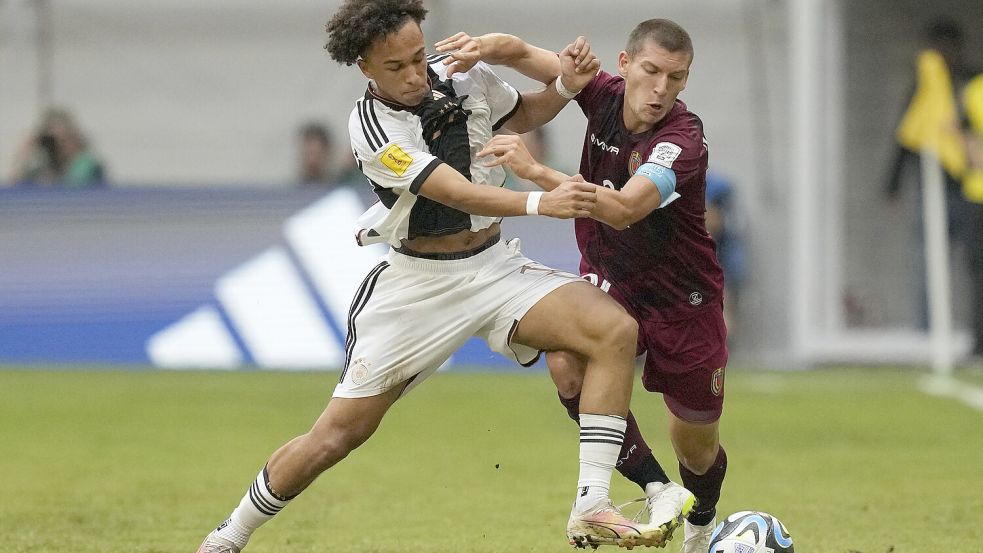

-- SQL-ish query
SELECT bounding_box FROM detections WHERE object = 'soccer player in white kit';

[195,1,669,551]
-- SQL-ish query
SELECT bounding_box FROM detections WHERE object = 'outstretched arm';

[435,32,560,83]
[416,162,597,220]
[478,135,668,230]
[434,33,599,133]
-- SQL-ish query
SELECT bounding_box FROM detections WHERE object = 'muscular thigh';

[512,280,630,354]
[641,302,729,423]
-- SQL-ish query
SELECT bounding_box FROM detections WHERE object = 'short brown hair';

[625,19,693,60]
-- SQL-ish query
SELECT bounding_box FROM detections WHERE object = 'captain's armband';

[635,162,679,207]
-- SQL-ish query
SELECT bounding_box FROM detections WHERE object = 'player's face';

[357,20,430,106]
[618,40,691,133]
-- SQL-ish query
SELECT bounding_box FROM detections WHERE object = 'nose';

[652,74,668,95]
[406,65,426,89]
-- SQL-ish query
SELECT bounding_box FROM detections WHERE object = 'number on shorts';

[582,273,612,293]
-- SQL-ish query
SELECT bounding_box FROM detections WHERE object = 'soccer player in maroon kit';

[440,19,728,552]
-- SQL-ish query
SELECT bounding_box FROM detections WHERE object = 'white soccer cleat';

[643,482,696,545]
[196,531,241,553]
[567,498,668,549]
[682,517,716,553]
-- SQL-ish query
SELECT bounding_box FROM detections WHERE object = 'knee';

[306,425,374,472]
[592,309,638,355]
[610,313,638,348]
[677,443,719,475]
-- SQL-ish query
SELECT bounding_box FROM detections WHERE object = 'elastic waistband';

[388,234,510,273]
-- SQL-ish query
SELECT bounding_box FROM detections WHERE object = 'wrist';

[525,191,543,216]
[555,76,579,100]
[526,163,547,184]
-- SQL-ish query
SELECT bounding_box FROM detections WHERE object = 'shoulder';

[645,101,706,167]
[349,96,416,153]
[577,70,625,111]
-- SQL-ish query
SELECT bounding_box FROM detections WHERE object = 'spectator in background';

[705,171,746,335]
[296,121,366,192]
[885,17,982,352]
[8,107,106,187]
[296,122,335,187]
[961,75,983,360]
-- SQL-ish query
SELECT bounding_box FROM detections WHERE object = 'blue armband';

[635,162,677,204]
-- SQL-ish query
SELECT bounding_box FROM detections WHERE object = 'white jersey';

[348,56,521,247]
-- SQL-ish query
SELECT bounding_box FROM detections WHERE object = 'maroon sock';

[679,445,727,526]
[558,392,669,490]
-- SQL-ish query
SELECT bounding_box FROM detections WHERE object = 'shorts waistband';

[388,234,510,273]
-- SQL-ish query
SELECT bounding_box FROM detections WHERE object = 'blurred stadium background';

[2,0,983,551]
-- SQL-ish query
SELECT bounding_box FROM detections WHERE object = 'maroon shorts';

[634,301,728,423]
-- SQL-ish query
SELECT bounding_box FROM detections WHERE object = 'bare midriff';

[398,223,501,255]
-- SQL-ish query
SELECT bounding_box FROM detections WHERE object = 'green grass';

[0,367,981,552]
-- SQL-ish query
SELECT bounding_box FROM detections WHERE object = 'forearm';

[525,162,568,191]
[526,163,635,229]
[477,33,559,84]
[441,183,531,217]
[506,87,572,133]
[419,163,530,217]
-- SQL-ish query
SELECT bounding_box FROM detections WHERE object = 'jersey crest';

[629,151,642,174]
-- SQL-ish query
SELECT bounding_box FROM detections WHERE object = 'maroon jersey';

[575,70,723,322]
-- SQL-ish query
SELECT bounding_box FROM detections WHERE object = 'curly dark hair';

[325,0,428,66]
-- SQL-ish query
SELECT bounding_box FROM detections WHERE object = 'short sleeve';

[643,115,708,194]
[472,61,521,131]
[348,99,443,195]
[575,70,623,116]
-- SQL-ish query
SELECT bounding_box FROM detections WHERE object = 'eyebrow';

[641,61,686,75]
[383,47,425,66]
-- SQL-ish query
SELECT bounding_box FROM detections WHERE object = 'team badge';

[710,367,725,396]
[648,142,682,168]
[689,291,703,306]
[629,151,642,174]
[380,144,413,176]
[350,358,371,385]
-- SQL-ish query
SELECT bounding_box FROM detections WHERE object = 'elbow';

[601,211,632,231]
[605,206,645,231]
[505,115,534,135]
[607,217,630,231]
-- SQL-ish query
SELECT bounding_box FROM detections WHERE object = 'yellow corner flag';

[895,49,966,180]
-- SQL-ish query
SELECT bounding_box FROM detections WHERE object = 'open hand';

[478,134,539,180]
[434,32,482,78]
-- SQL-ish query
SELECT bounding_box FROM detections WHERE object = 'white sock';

[574,414,627,513]
[213,467,294,549]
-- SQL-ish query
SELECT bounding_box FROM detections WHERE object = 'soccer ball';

[706,511,793,553]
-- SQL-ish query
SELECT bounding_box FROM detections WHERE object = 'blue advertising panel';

[0,187,580,368]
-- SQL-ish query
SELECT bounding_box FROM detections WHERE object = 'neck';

[623,109,654,135]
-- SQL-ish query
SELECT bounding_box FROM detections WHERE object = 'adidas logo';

[146,189,386,369]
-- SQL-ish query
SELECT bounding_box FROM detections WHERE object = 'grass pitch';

[1,366,981,552]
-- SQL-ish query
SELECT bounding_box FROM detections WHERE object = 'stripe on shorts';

[340,261,389,382]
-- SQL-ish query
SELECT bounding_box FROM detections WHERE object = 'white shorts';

[333,237,580,399]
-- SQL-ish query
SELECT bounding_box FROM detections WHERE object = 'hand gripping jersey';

[348,56,522,247]
[575,70,724,322]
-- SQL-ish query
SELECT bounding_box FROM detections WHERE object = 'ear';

[356,58,373,80]
[617,51,630,78]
